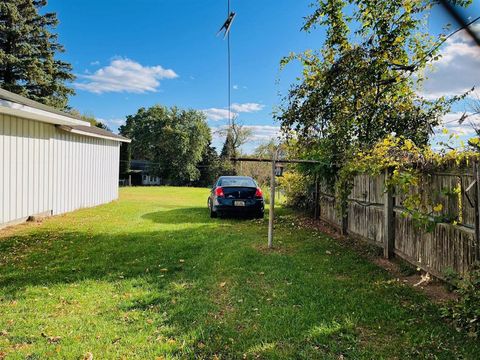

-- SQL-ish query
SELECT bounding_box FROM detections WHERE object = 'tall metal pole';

[227,0,232,128]
[268,150,277,249]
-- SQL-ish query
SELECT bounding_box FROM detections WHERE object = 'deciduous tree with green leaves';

[0,0,75,109]
[119,105,211,185]
[277,0,471,185]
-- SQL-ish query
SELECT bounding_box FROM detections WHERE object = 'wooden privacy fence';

[316,164,480,278]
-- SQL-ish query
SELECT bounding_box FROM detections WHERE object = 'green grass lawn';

[0,187,478,359]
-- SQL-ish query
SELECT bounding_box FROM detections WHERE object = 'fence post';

[341,213,348,235]
[474,161,480,261]
[340,178,348,235]
[314,174,320,220]
[384,168,395,259]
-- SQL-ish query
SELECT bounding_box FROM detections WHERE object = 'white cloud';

[90,60,100,66]
[97,118,126,132]
[209,124,281,154]
[211,124,280,142]
[231,102,265,113]
[76,58,178,94]
[420,27,480,99]
[203,108,238,121]
[244,125,281,141]
[202,102,265,121]
[433,112,480,137]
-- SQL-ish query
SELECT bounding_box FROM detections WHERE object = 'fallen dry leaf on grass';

[219,282,227,288]
[48,336,61,344]
[414,273,431,287]
[84,352,93,360]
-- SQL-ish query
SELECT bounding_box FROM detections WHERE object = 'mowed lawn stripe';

[0,187,478,359]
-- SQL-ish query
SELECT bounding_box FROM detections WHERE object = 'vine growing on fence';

[336,135,478,231]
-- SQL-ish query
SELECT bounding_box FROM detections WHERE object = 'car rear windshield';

[219,178,256,187]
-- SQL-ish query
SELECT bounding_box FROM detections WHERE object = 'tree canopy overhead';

[0,0,75,109]
[277,0,471,181]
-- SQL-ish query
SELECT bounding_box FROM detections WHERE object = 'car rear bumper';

[213,198,264,214]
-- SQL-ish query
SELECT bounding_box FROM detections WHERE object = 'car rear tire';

[208,199,218,218]
[255,211,264,219]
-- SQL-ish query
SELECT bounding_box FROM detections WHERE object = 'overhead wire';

[227,0,232,129]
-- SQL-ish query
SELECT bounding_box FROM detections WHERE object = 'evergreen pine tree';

[220,129,237,175]
[195,141,220,187]
[0,0,75,109]
[220,129,236,160]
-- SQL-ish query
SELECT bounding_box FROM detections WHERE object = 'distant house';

[128,160,161,186]
[0,88,130,228]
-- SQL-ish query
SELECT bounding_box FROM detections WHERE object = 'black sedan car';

[208,176,264,219]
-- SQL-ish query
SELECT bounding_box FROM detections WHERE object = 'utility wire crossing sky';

[45,0,480,153]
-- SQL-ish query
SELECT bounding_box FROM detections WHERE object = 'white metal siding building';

[0,89,130,228]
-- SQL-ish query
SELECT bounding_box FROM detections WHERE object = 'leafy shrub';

[441,263,480,338]
[443,267,461,292]
[278,171,312,210]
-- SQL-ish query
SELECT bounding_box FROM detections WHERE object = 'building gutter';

[0,99,90,127]
[57,125,131,143]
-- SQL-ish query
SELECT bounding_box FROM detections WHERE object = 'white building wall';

[0,114,120,227]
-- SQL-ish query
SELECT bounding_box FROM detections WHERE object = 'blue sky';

[47,0,480,152]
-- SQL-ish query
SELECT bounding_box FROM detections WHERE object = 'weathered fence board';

[347,203,384,245]
[319,195,342,227]
[317,167,480,277]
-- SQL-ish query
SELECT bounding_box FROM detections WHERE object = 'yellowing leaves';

[337,134,480,232]
[393,36,405,45]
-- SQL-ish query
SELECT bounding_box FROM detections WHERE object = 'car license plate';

[234,200,245,207]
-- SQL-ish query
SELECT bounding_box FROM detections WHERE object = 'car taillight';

[215,186,225,197]
[255,187,263,198]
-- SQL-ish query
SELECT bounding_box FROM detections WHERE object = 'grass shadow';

[142,207,210,224]
[142,207,263,224]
